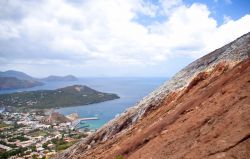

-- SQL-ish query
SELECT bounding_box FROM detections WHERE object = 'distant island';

[0,85,119,109]
[0,70,34,80]
[0,70,78,90]
[41,75,78,82]
[0,77,43,90]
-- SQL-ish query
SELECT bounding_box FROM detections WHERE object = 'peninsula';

[0,85,119,109]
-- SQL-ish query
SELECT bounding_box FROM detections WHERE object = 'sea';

[0,77,167,130]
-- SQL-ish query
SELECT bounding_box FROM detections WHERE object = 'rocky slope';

[42,112,70,124]
[55,32,250,159]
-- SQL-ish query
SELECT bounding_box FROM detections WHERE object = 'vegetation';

[8,135,29,142]
[0,140,17,148]
[116,156,124,159]
[56,141,76,151]
[50,137,77,151]
[0,85,119,109]
[0,147,27,159]
[30,145,36,152]
[42,143,48,149]
[0,123,25,134]
[0,123,9,129]
[0,124,13,133]
[69,133,88,139]
[0,132,12,138]
[28,129,49,137]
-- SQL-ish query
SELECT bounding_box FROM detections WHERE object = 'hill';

[41,75,78,82]
[0,77,43,90]
[42,112,71,124]
[0,70,34,80]
[0,70,41,90]
[55,33,250,159]
[0,85,119,109]
[0,70,79,89]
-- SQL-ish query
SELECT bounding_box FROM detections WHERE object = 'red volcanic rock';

[55,33,250,159]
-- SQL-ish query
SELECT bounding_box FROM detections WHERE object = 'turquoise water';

[0,77,167,129]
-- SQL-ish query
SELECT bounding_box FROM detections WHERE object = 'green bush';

[115,155,124,159]
[56,142,74,151]
[0,147,27,159]
[0,140,17,148]
[8,135,29,142]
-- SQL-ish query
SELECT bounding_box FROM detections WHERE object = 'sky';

[0,0,249,77]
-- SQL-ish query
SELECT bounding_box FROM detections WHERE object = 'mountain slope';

[55,32,250,159]
[83,59,250,159]
[0,70,34,80]
[0,77,43,90]
[0,70,44,89]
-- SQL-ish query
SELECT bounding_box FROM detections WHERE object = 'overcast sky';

[0,0,249,77]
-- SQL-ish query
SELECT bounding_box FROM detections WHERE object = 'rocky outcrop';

[55,32,250,159]
[43,112,70,124]
[66,113,79,121]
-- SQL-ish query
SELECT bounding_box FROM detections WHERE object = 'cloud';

[223,15,232,23]
[214,0,232,4]
[0,0,249,76]
[225,0,232,4]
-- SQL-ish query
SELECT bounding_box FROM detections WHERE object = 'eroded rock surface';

[55,33,250,159]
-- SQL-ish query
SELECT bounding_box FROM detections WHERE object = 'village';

[0,110,95,159]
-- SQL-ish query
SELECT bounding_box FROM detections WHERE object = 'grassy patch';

[0,123,11,129]
[56,141,76,151]
[28,129,48,137]
[115,156,124,159]
[0,123,8,128]
[8,135,29,142]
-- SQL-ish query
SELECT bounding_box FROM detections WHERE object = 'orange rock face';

[73,59,250,159]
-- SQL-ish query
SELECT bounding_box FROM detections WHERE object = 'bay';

[0,77,167,129]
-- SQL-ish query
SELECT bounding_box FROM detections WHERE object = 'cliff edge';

[55,32,250,159]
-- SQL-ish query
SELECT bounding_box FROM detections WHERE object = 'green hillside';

[0,85,119,109]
